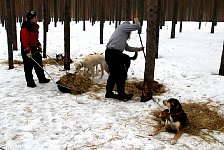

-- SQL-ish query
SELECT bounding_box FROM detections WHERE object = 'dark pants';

[21,47,46,84]
[105,48,127,96]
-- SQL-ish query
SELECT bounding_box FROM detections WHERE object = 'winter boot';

[27,82,37,88]
[39,78,50,83]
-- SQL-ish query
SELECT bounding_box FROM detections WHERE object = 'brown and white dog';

[74,53,109,80]
[152,98,187,145]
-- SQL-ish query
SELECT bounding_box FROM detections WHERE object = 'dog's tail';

[129,52,138,60]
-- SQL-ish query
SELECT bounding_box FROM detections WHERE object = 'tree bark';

[219,42,224,75]
[54,0,58,27]
[211,0,218,33]
[82,0,86,31]
[5,0,14,69]
[170,0,179,39]
[100,0,105,44]
[11,0,17,50]
[141,0,158,102]
[64,0,71,70]
[198,0,204,29]
[43,0,48,58]
[125,0,131,21]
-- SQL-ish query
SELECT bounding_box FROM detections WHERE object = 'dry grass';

[1,59,167,97]
[57,74,167,97]
[57,73,92,94]
[152,102,224,143]
[1,58,64,65]
[1,60,23,65]
[125,80,167,96]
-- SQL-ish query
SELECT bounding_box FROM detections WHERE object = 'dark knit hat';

[26,10,37,20]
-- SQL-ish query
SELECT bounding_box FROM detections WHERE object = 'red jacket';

[20,21,40,53]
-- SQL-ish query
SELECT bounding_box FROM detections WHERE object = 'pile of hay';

[152,102,224,142]
[57,73,92,94]
[125,80,166,96]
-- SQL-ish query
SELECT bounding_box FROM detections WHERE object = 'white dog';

[75,53,109,80]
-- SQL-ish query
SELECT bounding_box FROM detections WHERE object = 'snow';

[0,21,224,150]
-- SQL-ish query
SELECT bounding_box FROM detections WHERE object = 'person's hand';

[38,46,42,52]
[24,47,32,57]
[26,52,32,58]
[139,47,144,51]
[134,18,139,22]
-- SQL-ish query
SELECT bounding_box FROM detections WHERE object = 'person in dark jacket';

[105,18,144,101]
[20,10,50,88]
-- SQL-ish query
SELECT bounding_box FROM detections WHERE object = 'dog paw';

[170,139,177,145]
[149,131,159,136]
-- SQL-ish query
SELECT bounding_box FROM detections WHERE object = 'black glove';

[37,46,42,52]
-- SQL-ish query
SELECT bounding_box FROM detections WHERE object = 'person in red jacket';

[20,10,50,88]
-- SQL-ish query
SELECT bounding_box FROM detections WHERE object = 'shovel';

[138,29,146,59]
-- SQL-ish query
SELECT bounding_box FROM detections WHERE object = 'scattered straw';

[125,80,166,96]
[152,102,224,143]
[1,58,65,66]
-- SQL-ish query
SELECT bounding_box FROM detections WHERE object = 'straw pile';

[152,102,224,142]
[57,73,92,94]
[125,80,166,96]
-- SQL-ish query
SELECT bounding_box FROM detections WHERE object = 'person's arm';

[121,18,141,32]
[125,43,143,52]
[21,28,31,54]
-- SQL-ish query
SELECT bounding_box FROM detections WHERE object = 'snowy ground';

[0,21,224,150]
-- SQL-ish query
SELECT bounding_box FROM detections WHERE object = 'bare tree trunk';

[219,42,224,75]
[179,0,184,33]
[43,0,48,58]
[170,0,179,38]
[5,0,14,69]
[125,0,131,21]
[90,0,95,25]
[64,0,71,70]
[59,0,65,24]
[82,0,86,31]
[54,0,58,27]
[11,0,17,50]
[100,0,105,44]
[1,0,5,27]
[29,0,33,10]
[211,0,218,33]
[138,0,144,34]
[159,0,166,29]
[141,0,158,102]
[198,0,204,29]
[155,0,161,59]
[115,0,119,28]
